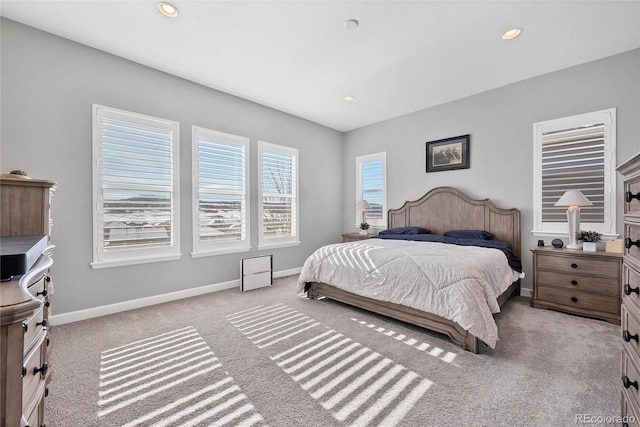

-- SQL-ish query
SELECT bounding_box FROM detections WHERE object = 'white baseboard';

[520,287,532,298]
[50,266,303,326]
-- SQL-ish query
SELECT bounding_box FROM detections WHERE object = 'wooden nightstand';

[341,232,376,242]
[531,246,622,324]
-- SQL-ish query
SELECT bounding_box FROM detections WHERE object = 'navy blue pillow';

[443,229,494,240]
[378,226,431,236]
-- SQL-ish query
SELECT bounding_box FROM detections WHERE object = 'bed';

[299,187,522,353]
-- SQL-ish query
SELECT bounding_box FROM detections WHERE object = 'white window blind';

[192,127,250,256]
[356,152,387,228]
[541,125,606,223]
[533,109,616,237]
[92,104,180,268]
[258,141,299,249]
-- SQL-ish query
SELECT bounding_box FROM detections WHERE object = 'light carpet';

[45,275,620,426]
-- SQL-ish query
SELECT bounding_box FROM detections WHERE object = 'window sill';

[258,240,301,251]
[91,253,182,269]
[191,247,251,258]
[531,230,619,241]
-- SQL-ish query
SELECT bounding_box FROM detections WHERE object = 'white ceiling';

[2,1,639,132]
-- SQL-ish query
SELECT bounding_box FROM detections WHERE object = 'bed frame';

[306,187,521,353]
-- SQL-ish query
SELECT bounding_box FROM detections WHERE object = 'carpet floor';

[45,275,621,426]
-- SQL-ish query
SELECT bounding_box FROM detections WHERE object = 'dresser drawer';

[622,346,640,411]
[537,253,620,278]
[537,270,620,295]
[623,304,640,361]
[22,305,45,354]
[622,388,640,427]
[624,174,640,217]
[22,331,47,412]
[624,264,640,314]
[536,285,620,316]
[625,223,640,268]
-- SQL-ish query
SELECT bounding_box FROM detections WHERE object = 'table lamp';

[554,190,593,249]
[355,199,370,224]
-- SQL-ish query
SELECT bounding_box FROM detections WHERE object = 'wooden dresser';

[530,246,622,324]
[0,177,56,427]
[618,153,640,425]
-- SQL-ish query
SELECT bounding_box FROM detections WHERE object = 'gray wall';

[1,19,344,314]
[3,17,638,313]
[342,48,640,291]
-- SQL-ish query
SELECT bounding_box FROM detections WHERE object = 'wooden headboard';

[387,187,521,257]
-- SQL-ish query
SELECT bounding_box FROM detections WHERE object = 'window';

[192,127,250,256]
[533,108,616,238]
[92,104,180,268]
[258,141,299,249]
[356,152,387,228]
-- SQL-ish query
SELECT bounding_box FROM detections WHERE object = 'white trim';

[258,140,300,248]
[92,104,181,267]
[191,247,251,258]
[191,126,251,256]
[520,288,533,298]
[258,240,301,250]
[50,266,304,326]
[91,253,182,269]
[355,152,387,228]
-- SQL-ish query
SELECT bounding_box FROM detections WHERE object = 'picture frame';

[425,134,470,173]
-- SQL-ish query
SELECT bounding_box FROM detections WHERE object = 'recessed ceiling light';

[157,2,178,18]
[344,96,355,102]
[344,19,359,30]
[502,28,522,40]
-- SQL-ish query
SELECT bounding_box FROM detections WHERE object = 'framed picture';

[425,134,470,173]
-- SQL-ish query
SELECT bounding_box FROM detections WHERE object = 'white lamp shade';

[554,190,593,208]
[355,200,370,210]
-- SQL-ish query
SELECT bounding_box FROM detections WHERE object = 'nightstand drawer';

[537,270,619,295]
[537,253,620,278]
[536,285,620,316]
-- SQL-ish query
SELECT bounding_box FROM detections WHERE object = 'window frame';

[355,152,387,228]
[91,104,181,269]
[191,126,251,257]
[257,141,300,250]
[532,108,617,239]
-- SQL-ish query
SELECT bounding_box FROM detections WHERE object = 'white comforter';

[297,238,523,348]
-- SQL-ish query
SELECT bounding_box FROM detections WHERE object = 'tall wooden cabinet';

[0,177,56,427]
[618,153,640,425]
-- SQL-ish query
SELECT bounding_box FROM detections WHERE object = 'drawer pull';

[33,361,49,377]
[623,375,639,389]
[37,319,48,328]
[625,191,640,203]
[45,275,51,283]
[571,263,578,269]
[22,322,28,333]
[625,284,640,296]
[37,288,48,297]
[21,366,26,377]
[45,386,49,398]
[571,297,578,303]
[623,330,639,343]
[45,301,50,308]
[625,238,640,249]
[571,280,578,285]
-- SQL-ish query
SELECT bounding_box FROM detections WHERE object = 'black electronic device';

[0,235,48,280]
